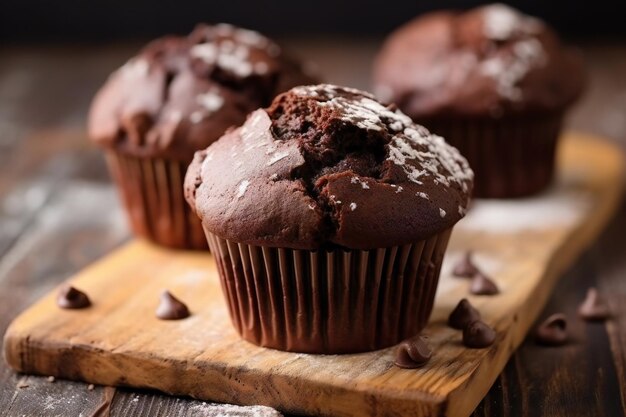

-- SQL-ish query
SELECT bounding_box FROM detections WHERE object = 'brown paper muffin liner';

[105,151,207,250]
[205,228,453,354]
[421,114,563,198]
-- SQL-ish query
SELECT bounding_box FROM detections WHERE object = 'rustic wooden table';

[0,38,625,417]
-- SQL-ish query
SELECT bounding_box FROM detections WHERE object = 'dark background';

[2,0,625,41]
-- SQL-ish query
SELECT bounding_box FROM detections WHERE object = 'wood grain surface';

[4,134,623,417]
[1,40,626,417]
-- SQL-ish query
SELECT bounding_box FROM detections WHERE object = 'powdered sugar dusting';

[277,85,473,217]
[482,3,541,41]
[481,38,546,101]
[236,180,250,199]
[197,90,224,113]
[241,111,268,143]
[191,42,252,77]
[168,110,182,123]
[233,28,271,49]
[291,85,472,198]
[349,202,357,211]
[388,129,473,193]
[190,111,205,124]
[267,151,290,166]
[187,402,282,417]
[479,4,547,102]
[190,25,279,78]
[119,58,149,79]
[350,176,370,189]
[292,84,413,132]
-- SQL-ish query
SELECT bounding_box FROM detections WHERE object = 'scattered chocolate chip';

[453,251,478,278]
[87,384,95,391]
[47,376,56,383]
[535,313,568,346]
[578,288,611,321]
[463,320,496,348]
[470,272,499,296]
[57,285,91,309]
[156,290,190,320]
[448,299,481,329]
[394,335,433,369]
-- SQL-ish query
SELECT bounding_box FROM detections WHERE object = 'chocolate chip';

[578,288,611,321]
[453,251,478,278]
[463,320,496,348]
[470,272,499,295]
[394,335,432,369]
[57,285,91,309]
[535,313,568,346]
[448,298,481,329]
[156,290,190,320]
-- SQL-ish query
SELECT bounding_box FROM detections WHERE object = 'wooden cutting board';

[4,133,625,417]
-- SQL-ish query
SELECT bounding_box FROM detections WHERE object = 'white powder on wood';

[187,402,283,417]
[458,187,591,233]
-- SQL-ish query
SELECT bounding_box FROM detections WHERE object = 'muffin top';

[373,4,586,119]
[88,24,316,160]
[185,84,473,250]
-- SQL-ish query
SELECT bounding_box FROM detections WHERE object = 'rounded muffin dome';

[185,84,473,250]
[88,23,316,161]
[373,4,586,118]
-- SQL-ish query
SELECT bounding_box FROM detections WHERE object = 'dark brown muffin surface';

[185,84,473,250]
[88,24,316,160]
[373,4,586,118]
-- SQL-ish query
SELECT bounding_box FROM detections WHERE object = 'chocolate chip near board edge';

[453,251,479,278]
[469,271,500,295]
[448,298,481,329]
[462,320,496,348]
[394,335,433,369]
[56,285,91,309]
[578,287,611,321]
[535,313,568,346]
[155,290,190,320]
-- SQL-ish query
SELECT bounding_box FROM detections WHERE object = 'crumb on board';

[87,384,95,391]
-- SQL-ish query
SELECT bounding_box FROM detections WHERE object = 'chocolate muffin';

[88,24,316,249]
[185,84,473,353]
[373,4,585,198]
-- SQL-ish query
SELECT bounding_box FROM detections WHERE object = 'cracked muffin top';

[88,23,317,161]
[185,84,473,250]
[372,4,585,118]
